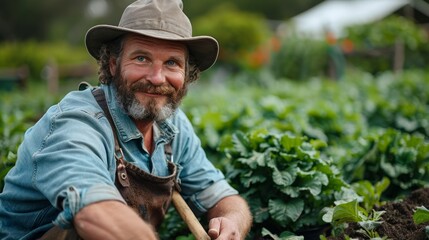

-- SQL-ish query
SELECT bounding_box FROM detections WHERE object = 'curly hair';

[97,36,201,85]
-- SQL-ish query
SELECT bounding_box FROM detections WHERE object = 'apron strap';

[92,88,130,187]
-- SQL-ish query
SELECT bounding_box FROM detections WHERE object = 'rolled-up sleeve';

[188,180,238,216]
[54,184,125,227]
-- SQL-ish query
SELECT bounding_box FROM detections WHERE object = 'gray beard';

[125,96,175,121]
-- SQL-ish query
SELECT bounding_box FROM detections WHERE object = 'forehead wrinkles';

[123,34,188,57]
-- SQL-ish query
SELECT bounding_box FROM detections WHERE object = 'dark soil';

[326,187,429,240]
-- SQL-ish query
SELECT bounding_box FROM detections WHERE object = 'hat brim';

[85,25,219,71]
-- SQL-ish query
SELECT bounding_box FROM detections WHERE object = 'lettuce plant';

[221,129,347,237]
[351,177,390,212]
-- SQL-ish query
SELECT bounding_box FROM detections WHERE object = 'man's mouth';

[132,83,175,96]
[142,92,165,97]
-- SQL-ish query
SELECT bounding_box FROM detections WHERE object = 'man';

[0,0,252,239]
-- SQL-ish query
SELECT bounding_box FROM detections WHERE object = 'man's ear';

[109,57,117,76]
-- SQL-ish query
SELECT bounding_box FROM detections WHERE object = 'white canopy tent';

[281,0,411,38]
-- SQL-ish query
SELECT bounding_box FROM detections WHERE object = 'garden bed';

[327,188,429,240]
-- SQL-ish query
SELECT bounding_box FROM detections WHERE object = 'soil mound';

[327,187,429,240]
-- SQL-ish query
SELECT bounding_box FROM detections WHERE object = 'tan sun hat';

[85,0,219,71]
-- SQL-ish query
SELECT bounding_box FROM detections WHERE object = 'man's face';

[111,34,188,122]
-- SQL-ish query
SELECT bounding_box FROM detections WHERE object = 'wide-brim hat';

[85,0,219,71]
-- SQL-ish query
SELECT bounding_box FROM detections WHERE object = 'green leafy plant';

[221,129,347,238]
[323,199,388,239]
[261,228,304,240]
[413,206,429,225]
[338,128,429,198]
[351,177,390,212]
[412,206,429,239]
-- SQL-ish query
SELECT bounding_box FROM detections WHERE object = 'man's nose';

[146,64,165,85]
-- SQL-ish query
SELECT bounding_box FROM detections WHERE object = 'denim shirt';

[0,84,238,240]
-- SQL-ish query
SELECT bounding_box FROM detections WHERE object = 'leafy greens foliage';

[221,129,347,237]
[181,69,429,237]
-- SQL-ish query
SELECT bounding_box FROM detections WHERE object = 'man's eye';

[136,56,146,62]
[166,60,177,66]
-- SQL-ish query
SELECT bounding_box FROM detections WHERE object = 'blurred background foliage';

[1,0,428,83]
[1,0,429,83]
[0,0,322,43]
[4,0,428,40]
[0,0,324,82]
[345,15,429,74]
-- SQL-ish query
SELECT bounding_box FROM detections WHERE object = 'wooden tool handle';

[172,190,211,240]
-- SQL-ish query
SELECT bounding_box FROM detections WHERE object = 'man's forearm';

[74,200,157,240]
[206,195,253,238]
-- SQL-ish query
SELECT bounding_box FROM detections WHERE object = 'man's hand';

[208,216,242,240]
[74,200,157,240]
[206,195,252,240]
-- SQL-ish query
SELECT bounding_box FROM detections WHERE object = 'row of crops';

[178,69,429,238]
[1,69,429,238]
